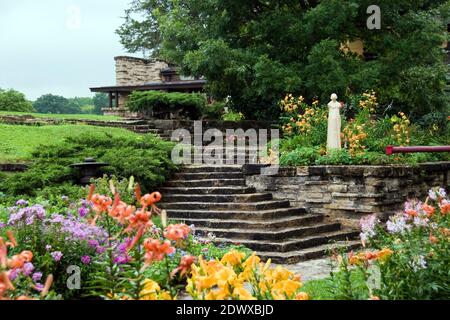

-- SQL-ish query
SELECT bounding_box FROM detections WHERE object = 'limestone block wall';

[245,163,450,228]
[115,56,169,86]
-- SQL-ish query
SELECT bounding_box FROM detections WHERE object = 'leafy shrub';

[200,101,226,120]
[126,91,206,119]
[280,147,320,166]
[0,132,176,197]
[222,110,245,121]
[314,149,354,165]
[0,88,34,112]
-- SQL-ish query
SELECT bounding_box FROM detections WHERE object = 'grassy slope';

[0,124,139,163]
[0,110,120,121]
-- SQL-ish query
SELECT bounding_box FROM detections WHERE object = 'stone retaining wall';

[245,162,450,227]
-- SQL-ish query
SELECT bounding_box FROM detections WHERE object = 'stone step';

[178,214,324,230]
[206,230,359,252]
[162,193,273,203]
[161,200,291,211]
[172,172,245,180]
[159,186,257,195]
[181,165,243,173]
[257,241,362,264]
[166,207,307,220]
[195,222,341,241]
[164,179,247,188]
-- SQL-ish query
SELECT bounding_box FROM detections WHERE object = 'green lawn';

[0,110,121,121]
[0,124,139,163]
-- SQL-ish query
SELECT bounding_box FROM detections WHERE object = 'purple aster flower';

[46,214,107,243]
[32,272,43,282]
[0,222,5,229]
[22,262,35,276]
[387,214,411,234]
[113,254,131,265]
[78,206,89,218]
[81,255,91,265]
[9,268,20,281]
[7,204,45,226]
[117,242,128,254]
[16,199,29,207]
[428,189,437,200]
[88,239,99,248]
[51,251,63,262]
[45,245,52,251]
[359,214,378,242]
[96,246,106,254]
[35,283,44,291]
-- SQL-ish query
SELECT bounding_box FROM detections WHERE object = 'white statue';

[327,93,342,151]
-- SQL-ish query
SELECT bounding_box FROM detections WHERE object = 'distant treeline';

[0,88,108,115]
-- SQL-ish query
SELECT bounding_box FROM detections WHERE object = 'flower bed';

[306,187,450,300]
[0,178,309,300]
[277,92,450,166]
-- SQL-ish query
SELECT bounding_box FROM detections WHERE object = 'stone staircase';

[160,164,360,264]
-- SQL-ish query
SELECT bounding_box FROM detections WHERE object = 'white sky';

[0,0,140,100]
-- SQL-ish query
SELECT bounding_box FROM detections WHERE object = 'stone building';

[90,56,206,117]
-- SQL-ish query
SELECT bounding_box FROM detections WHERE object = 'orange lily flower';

[143,239,175,264]
[171,255,196,278]
[164,224,191,242]
[422,204,435,217]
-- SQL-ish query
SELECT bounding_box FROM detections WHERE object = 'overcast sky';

[0,0,138,100]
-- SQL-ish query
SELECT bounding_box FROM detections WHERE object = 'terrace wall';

[245,163,450,228]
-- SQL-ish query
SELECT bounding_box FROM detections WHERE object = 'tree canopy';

[33,94,82,114]
[0,88,34,112]
[93,93,109,115]
[118,0,450,120]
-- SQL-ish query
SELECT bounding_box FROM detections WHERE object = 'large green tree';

[92,93,109,115]
[118,0,450,120]
[33,94,82,114]
[0,88,34,112]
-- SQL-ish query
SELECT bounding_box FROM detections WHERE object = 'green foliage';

[0,88,34,112]
[118,0,450,120]
[200,101,225,120]
[0,131,176,197]
[222,110,245,122]
[93,93,109,115]
[33,94,82,114]
[0,124,130,163]
[126,90,206,119]
[280,147,320,166]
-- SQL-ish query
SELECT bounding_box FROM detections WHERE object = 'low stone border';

[0,163,29,172]
[244,162,450,227]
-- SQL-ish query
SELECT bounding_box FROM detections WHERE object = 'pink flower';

[51,251,63,262]
[81,256,91,265]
